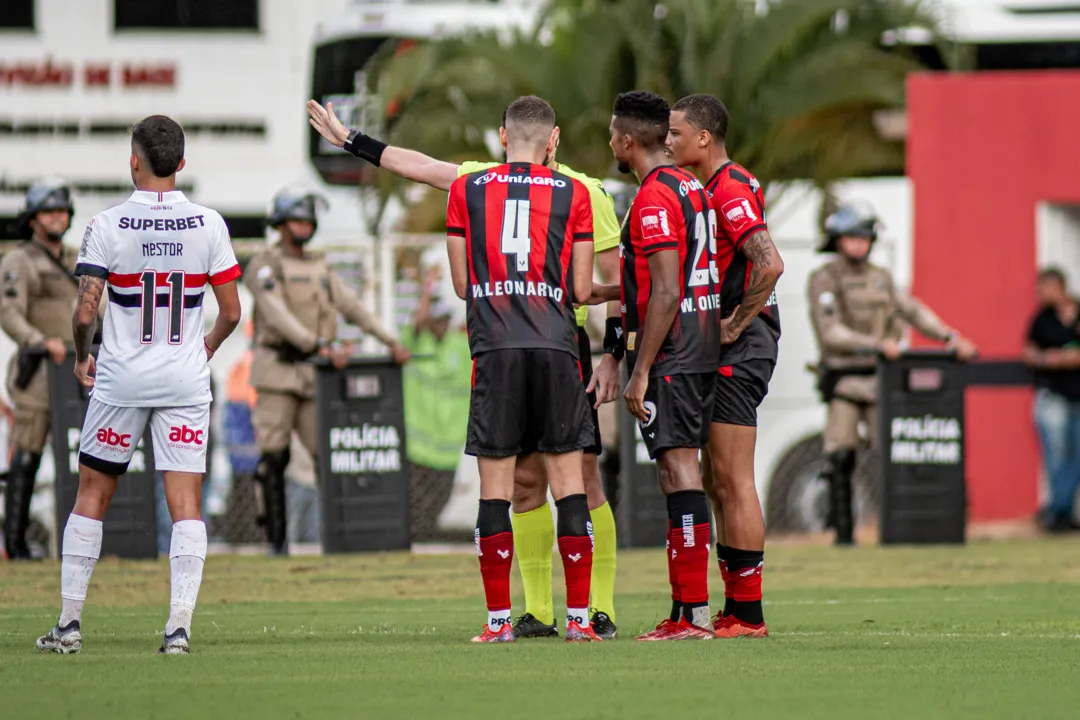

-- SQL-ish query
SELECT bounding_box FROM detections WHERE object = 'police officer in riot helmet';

[1,179,82,559]
[245,188,409,555]
[808,200,977,545]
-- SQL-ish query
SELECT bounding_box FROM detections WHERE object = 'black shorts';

[576,326,603,456]
[712,358,775,427]
[466,348,595,458]
[639,372,717,460]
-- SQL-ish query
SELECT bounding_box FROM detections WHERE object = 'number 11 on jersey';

[500,199,531,272]
[139,270,185,345]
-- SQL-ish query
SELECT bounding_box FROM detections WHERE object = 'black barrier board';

[877,351,966,544]
[315,357,411,553]
[47,351,158,559]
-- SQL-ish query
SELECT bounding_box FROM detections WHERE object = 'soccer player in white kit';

[36,115,242,655]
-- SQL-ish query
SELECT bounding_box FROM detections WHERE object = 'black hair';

[612,91,670,149]
[672,93,729,142]
[131,115,185,177]
[1038,266,1068,287]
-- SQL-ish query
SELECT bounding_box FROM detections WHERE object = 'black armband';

[603,316,625,361]
[343,128,388,167]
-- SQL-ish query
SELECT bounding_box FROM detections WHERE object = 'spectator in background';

[1024,266,1080,533]
[402,263,471,540]
[285,433,320,545]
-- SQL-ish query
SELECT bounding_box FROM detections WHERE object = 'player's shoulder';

[181,201,226,227]
[552,163,606,192]
[550,169,593,198]
[645,165,705,202]
[451,163,504,193]
[724,162,759,183]
[89,203,123,229]
[654,164,699,184]
[712,162,761,194]
[457,160,499,178]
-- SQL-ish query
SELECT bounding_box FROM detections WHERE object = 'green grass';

[2,539,1080,719]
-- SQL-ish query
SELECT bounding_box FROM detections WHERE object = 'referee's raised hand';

[306,100,350,148]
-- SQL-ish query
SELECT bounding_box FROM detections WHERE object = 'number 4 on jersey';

[139,270,185,345]
[500,199,531,272]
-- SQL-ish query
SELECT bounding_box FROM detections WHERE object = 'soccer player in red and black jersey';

[602,91,721,641]
[445,96,602,644]
[666,93,785,638]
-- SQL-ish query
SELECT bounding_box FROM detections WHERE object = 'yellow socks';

[511,503,555,625]
[589,501,617,623]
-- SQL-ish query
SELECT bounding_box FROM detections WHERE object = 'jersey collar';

[640,163,675,184]
[128,190,189,205]
[705,161,735,189]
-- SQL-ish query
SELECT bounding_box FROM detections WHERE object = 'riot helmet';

[16,177,75,240]
[820,200,880,254]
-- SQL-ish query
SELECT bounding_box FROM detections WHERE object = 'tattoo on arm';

[729,230,781,333]
[73,276,105,362]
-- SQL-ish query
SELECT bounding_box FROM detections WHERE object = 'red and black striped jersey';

[447,162,593,357]
[707,162,781,365]
[620,165,721,377]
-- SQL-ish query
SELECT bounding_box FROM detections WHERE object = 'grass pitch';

[2,538,1079,719]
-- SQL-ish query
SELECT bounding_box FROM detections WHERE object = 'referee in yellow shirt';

[308,97,623,639]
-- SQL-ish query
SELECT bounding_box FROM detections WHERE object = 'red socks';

[555,494,593,622]
[558,535,593,610]
[673,517,711,605]
[476,500,514,615]
[667,490,711,625]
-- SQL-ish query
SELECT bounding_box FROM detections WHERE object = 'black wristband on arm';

[343,128,388,167]
[603,316,625,361]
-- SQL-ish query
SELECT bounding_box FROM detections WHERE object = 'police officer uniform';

[245,189,404,554]
[808,202,958,545]
[1,180,80,559]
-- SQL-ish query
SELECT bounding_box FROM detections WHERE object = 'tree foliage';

[364,0,944,229]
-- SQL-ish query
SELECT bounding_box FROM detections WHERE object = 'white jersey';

[75,190,240,407]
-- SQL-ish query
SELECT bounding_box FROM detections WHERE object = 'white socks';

[59,514,103,627]
[56,515,208,637]
[166,520,207,637]
[567,608,590,628]
[488,609,511,631]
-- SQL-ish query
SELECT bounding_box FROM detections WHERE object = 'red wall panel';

[907,71,1080,520]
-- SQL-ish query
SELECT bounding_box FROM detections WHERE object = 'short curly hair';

[672,94,729,142]
[132,115,185,178]
[612,91,670,150]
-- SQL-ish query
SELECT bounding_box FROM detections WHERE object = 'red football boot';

[712,612,732,632]
[471,623,515,643]
[565,621,602,643]
[636,618,681,641]
[666,618,715,641]
[714,617,768,638]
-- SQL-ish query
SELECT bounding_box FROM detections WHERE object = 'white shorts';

[79,397,210,475]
